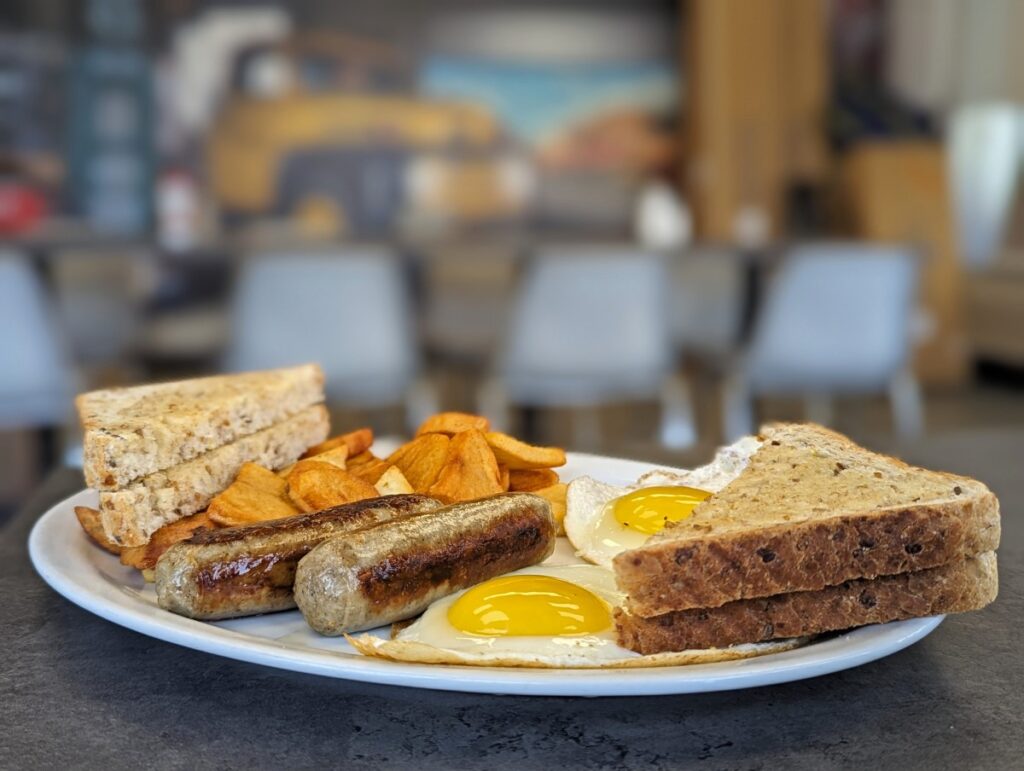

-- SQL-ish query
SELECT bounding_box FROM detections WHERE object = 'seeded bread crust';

[615,551,998,653]
[99,405,328,546]
[79,364,324,490]
[614,424,1001,615]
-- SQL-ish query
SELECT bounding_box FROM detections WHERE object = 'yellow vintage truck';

[206,33,528,236]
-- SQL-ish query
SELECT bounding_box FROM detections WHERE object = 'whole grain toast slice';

[99,405,328,546]
[78,364,324,491]
[614,424,1000,616]
[615,551,998,654]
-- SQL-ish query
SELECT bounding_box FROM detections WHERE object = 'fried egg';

[347,562,802,668]
[564,436,762,568]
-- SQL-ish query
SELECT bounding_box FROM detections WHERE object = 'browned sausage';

[293,492,555,635]
[155,494,443,620]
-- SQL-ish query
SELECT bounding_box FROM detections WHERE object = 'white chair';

[479,246,696,449]
[224,248,437,429]
[0,252,77,430]
[723,243,923,440]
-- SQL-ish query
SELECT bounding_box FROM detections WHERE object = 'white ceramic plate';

[28,452,943,697]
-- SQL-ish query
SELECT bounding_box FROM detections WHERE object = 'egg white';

[564,436,762,569]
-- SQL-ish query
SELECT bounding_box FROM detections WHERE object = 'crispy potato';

[387,433,450,492]
[346,450,376,467]
[74,506,121,555]
[374,465,415,496]
[306,445,348,469]
[141,568,156,583]
[236,462,290,494]
[345,451,392,484]
[208,462,301,526]
[415,411,491,436]
[484,432,566,470]
[286,451,352,485]
[508,467,560,492]
[286,462,379,512]
[302,427,374,459]
[532,482,568,533]
[428,429,504,503]
[120,510,216,570]
[497,464,510,491]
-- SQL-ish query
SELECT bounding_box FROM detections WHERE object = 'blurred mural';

[2,0,1024,507]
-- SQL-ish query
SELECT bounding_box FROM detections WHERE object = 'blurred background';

[3,0,1024,514]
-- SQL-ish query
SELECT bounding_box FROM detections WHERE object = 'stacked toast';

[614,424,1000,652]
[77,364,328,546]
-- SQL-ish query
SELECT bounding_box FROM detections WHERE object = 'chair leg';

[477,377,510,433]
[889,368,925,439]
[722,373,754,442]
[405,375,440,434]
[804,394,834,426]
[659,374,697,449]
[571,407,602,451]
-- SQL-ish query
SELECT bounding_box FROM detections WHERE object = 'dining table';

[3,428,1021,769]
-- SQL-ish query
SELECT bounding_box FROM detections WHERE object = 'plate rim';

[28,452,945,697]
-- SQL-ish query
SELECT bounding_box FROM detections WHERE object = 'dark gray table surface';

[3,430,1022,770]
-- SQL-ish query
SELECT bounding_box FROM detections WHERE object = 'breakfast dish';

[27,462,947,696]
[28,367,1001,693]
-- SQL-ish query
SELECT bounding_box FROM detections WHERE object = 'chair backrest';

[224,248,418,405]
[0,252,76,428]
[499,246,673,403]
[746,243,918,393]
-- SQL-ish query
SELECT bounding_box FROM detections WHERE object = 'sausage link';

[294,492,555,635]
[155,494,443,620]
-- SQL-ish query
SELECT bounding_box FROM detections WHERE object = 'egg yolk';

[447,575,612,636]
[611,486,712,535]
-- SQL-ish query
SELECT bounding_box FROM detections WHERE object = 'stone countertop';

[2,430,1022,769]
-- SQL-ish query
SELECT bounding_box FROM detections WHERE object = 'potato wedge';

[346,450,377,467]
[236,461,291,494]
[374,465,415,496]
[74,505,120,552]
[427,429,504,503]
[119,510,216,570]
[74,505,121,555]
[208,462,301,526]
[508,467,560,492]
[302,427,374,459]
[307,444,348,469]
[532,482,568,533]
[415,411,490,436]
[387,433,450,492]
[286,462,379,512]
[497,464,510,491]
[484,432,566,470]
[347,453,392,485]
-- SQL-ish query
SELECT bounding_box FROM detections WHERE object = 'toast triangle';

[78,364,324,490]
[613,423,1000,615]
